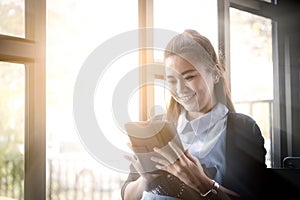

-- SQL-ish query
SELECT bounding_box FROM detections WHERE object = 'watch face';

[200,180,219,197]
[212,188,218,195]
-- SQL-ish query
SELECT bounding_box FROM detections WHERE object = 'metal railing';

[46,157,127,200]
[0,157,127,200]
[0,157,24,200]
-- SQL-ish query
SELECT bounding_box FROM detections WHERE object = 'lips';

[176,93,196,103]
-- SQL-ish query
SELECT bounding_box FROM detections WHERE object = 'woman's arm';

[121,156,161,200]
[122,176,148,200]
[152,142,239,200]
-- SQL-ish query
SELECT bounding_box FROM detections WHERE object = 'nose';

[176,79,188,94]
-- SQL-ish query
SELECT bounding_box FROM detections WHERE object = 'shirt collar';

[177,103,229,135]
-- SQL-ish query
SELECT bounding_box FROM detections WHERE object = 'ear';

[214,64,221,84]
[214,74,220,84]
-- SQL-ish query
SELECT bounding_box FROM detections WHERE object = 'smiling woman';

[121,29,266,200]
[165,56,217,117]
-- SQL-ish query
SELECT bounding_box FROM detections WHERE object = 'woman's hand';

[124,142,160,182]
[124,154,160,182]
[151,141,212,194]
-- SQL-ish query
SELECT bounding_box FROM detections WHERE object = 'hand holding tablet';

[124,120,184,173]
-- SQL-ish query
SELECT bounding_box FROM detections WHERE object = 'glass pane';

[95,51,138,150]
[0,62,25,199]
[153,0,218,62]
[0,0,25,37]
[154,79,171,117]
[230,8,273,167]
[46,0,137,199]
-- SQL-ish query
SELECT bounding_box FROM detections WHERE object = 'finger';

[124,154,139,163]
[151,156,170,167]
[127,142,134,151]
[124,154,148,174]
[124,154,133,162]
[154,164,165,170]
[184,149,200,165]
[168,141,185,160]
[153,146,177,164]
[150,158,171,172]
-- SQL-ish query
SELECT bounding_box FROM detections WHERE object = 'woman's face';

[165,55,216,115]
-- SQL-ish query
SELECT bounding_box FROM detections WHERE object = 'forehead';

[165,56,195,74]
[165,56,196,75]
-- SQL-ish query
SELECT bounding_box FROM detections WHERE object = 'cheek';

[191,82,212,99]
[166,84,178,95]
[188,80,205,93]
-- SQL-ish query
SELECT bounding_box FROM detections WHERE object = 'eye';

[184,75,195,81]
[166,78,177,85]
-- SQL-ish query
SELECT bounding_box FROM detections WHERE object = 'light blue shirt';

[177,103,228,183]
[141,103,228,200]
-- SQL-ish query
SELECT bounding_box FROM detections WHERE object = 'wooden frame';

[0,0,46,199]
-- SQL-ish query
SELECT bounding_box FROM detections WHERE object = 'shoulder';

[226,112,267,165]
[227,112,259,133]
[226,112,264,143]
[227,112,256,125]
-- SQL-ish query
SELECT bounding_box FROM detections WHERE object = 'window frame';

[0,0,46,199]
[218,0,284,168]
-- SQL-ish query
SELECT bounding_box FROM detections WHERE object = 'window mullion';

[138,0,154,120]
[24,0,46,199]
[217,0,231,89]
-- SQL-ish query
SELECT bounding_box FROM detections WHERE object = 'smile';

[177,93,196,102]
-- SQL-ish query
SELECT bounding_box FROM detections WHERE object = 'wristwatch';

[200,180,220,197]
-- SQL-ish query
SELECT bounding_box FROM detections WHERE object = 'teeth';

[177,94,195,101]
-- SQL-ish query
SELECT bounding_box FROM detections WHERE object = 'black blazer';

[223,112,267,200]
[121,112,267,200]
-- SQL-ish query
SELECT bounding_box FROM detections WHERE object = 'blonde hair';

[164,29,235,122]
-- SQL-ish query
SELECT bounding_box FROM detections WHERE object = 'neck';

[187,102,217,121]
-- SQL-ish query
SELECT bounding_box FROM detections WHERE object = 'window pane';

[46,0,137,199]
[153,0,218,62]
[230,8,273,167]
[0,0,25,37]
[0,62,25,199]
[154,79,171,116]
[95,51,138,151]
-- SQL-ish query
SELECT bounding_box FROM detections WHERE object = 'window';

[153,0,218,62]
[0,0,25,38]
[0,0,46,199]
[46,0,137,199]
[0,62,25,199]
[149,0,280,168]
[229,8,273,167]
[141,0,218,118]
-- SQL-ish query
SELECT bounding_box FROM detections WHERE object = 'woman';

[121,29,267,200]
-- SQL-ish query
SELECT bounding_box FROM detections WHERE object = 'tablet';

[124,120,184,173]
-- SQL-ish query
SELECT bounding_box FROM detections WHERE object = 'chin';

[183,105,200,113]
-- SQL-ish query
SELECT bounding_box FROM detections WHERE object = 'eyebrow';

[181,69,197,76]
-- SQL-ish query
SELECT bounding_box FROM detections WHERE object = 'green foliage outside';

[0,2,25,199]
